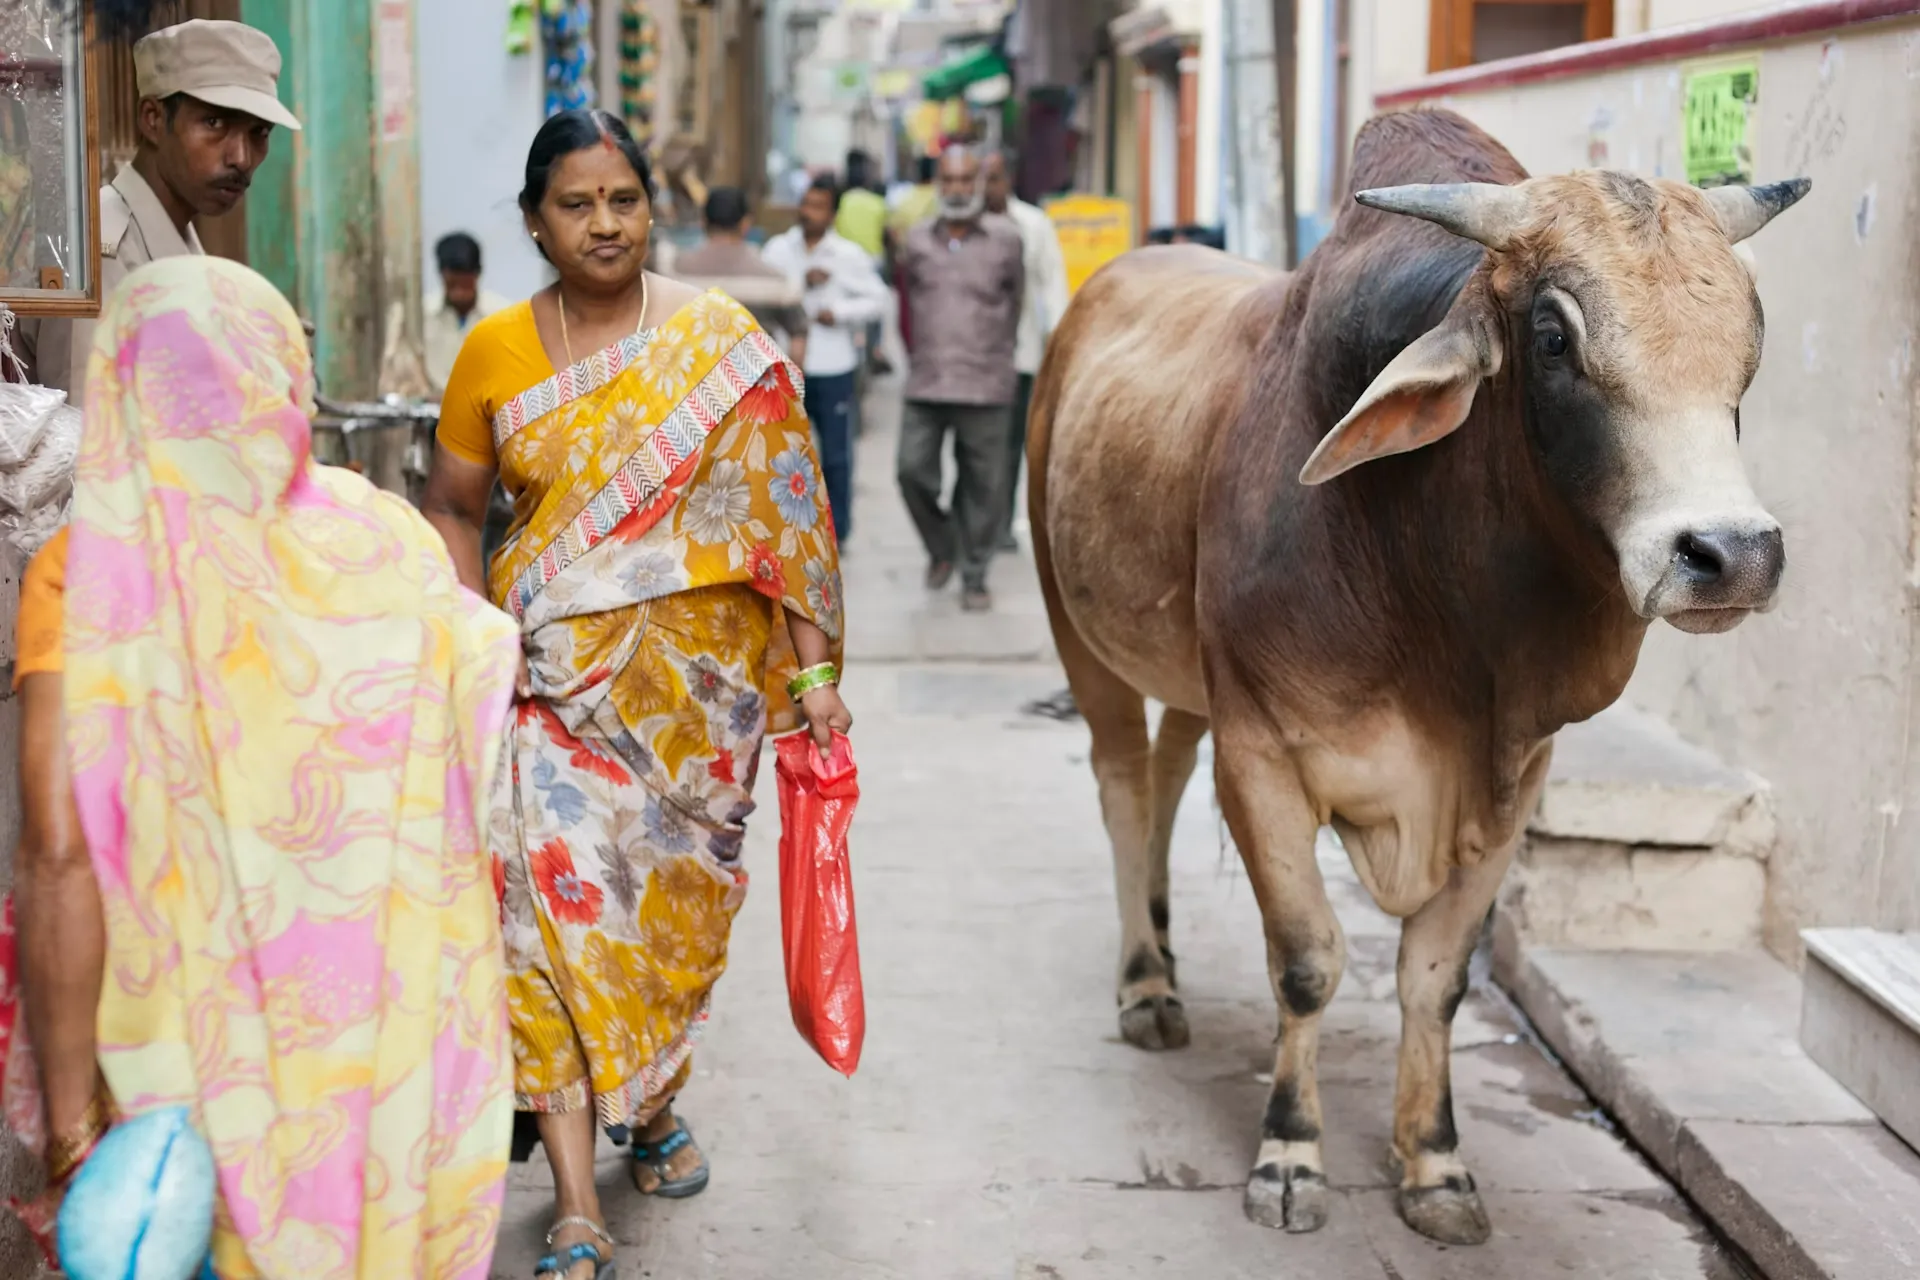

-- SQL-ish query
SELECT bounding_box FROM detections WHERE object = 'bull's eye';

[1538,329,1569,359]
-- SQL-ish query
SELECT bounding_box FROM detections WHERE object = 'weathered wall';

[240,0,299,302]
[1346,0,1796,161]
[1386,19,1920,956]
[282,0,382,400]
[1220,0,1283,261]
[416,0,549,308]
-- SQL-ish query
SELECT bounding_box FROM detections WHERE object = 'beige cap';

[134,20,302,132]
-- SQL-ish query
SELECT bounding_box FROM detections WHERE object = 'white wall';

[416,0,552,305]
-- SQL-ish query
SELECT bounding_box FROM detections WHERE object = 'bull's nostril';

[1676,532,1727,584]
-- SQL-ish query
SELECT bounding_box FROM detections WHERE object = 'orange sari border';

[498,325,801,620]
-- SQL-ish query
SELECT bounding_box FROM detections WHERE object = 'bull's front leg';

[1213,724,1344,1233]
[1390,838,1520,1246]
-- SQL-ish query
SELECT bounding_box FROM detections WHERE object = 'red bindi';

[598,186,605,196]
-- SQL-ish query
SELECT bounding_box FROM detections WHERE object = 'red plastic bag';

[774,730,865,1076]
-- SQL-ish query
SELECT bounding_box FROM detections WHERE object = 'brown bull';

[1027,109,1806,1245]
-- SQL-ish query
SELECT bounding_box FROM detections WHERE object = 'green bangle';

[787,662,839,702]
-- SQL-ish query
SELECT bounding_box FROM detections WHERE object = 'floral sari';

[486,291,843,1129]
[52,257,521,1277]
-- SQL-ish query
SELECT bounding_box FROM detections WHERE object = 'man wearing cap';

[20,19,300,397]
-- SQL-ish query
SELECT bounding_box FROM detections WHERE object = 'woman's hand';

[515,651,533,701]
[799,684,852,754]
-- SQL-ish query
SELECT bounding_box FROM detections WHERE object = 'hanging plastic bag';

[774,731,865,1076]
[0,309,65,468]
[0,307,77,555]
[0,402,77,513]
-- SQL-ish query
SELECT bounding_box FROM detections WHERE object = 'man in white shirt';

[424,232,510,398]
[763,175,889,541]
[983,150,1070,551]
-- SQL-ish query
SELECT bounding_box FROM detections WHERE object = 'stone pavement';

[491,378,1752,1279]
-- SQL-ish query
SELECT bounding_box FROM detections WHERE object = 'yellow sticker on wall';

[1684,60,1759,187]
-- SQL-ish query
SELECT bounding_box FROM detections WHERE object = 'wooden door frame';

[1427,0,1613,73]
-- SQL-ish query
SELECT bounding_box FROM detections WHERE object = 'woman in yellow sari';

[424,109,849,1279]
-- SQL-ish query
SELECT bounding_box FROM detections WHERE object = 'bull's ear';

[1298,307,1503,486]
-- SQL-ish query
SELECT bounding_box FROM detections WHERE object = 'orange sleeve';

[14,525,69,688]
[435,319,501,469]
[435,303,549,470]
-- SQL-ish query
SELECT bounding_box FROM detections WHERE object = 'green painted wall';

[240,0,382,400]
[239,0,298,303]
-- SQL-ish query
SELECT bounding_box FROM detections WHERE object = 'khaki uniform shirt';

[423,286,510,399]
[19,165,205,399]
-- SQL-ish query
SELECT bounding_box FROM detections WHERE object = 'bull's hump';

[1348,109,1528,197]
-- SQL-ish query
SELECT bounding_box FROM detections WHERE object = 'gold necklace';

[557,272,650,367]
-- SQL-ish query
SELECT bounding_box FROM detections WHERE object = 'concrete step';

[1494,926,1920,1279]
[1502,703,1775,951]
[1801,928,1920,1154]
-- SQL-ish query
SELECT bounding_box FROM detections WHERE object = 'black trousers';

[896,399,1011,589]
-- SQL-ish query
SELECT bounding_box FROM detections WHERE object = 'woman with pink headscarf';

[1,254,522,1278]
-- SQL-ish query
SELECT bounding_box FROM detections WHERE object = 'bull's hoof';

[1244,1163,1331,1234]
[1398,1179,1492,1245]
[1118,995,1190,1050]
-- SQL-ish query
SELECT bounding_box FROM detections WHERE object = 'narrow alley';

[489,380,1750,1280]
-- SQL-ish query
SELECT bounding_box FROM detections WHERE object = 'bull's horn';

[1353,182,1531,251]
[1703,179,1812,244]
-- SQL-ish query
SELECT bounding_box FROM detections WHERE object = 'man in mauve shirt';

[894,145,1024,613]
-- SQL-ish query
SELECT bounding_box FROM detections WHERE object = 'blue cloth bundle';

[57,1106,217,1280]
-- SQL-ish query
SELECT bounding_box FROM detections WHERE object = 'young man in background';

[424,232,509,397]
[764,176,889,541]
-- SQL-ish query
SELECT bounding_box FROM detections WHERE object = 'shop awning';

[922,44,1010,101]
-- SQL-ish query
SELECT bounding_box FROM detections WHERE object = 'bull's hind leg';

[1213,720,1344,1233]
[1085,686,1194,1051]
[1039,621,1189,1049]
[1142,708,1208,997]
[1390,843,1515,1246]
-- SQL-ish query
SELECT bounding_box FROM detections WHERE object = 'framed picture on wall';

[0,0,102,316]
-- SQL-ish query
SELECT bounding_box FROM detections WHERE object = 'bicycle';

[310,393,514,561]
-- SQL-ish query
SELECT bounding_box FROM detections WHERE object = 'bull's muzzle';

[1649,521,1785,633]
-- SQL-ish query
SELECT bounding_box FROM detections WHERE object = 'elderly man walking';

[19,19,301,396]
[983,149,1069,552]
[894,146,1025,612]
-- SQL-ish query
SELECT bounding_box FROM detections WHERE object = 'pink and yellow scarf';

[57,257,521,1277]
